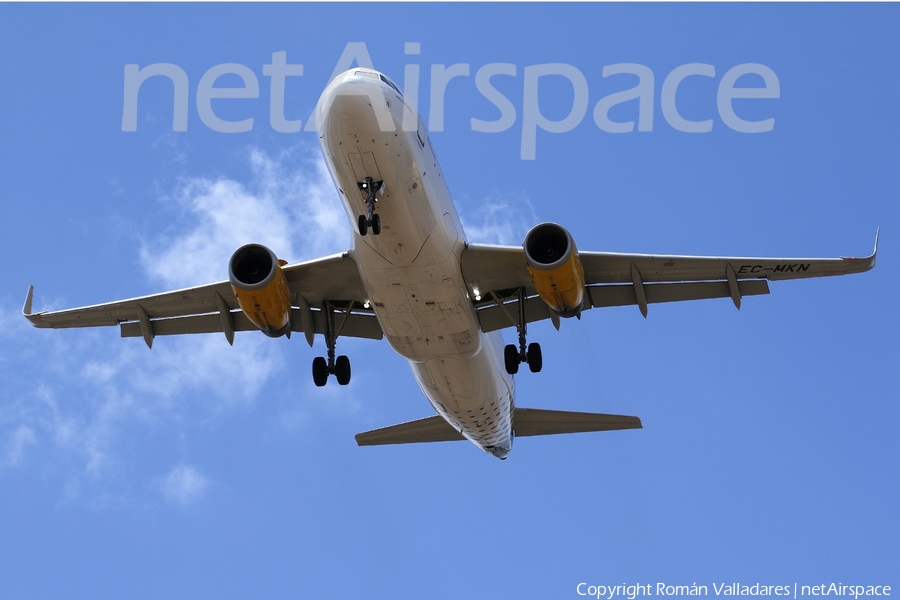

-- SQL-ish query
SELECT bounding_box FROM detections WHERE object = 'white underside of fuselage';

[316,69,514,459]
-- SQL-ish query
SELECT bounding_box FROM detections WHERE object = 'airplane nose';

[316,73,396,134]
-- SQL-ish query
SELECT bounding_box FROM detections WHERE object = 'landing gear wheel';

[335,355,351,386]
[312,356,328,387]
[527,342,542,373]
[357,215,368,236]
[504,344,519,375]
[371,213,381,235]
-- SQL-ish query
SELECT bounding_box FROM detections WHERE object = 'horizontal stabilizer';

[355,415,465,446]
[355,408,642,447]
[512,407,642,436]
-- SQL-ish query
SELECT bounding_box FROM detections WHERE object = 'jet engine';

[229,243,292,337]
[523,223,586,318]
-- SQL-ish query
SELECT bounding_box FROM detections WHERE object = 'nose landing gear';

[357,176,383,236]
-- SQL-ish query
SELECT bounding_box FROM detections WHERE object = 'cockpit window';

[354,70,378,79]
[380,74,402,96]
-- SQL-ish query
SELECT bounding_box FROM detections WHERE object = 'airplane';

[23,67,878,459]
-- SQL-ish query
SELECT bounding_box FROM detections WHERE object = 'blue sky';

[1,3,897,598]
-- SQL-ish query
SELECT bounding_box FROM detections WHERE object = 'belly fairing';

[353,228,481,361]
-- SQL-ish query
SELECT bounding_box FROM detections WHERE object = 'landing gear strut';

[357,176,383,236]
[312,302,352,386]
[503,288,542,375]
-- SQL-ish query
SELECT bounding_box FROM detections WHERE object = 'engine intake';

[523,223,586,318]
[229,244,292,337]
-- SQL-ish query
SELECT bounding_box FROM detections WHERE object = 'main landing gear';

[312,355,350,387]
[357,176,383,236]
[312,302,351,386]
[503,288,542,375]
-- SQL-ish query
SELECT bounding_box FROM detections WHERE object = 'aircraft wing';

[23,252,383,344]
[461,231,878,331]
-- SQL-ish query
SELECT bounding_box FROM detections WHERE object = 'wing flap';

[475,280,769,333]
[476,294,555,334]
[120,307,384,340]
[121,312,245,337]
[588,279,769,309]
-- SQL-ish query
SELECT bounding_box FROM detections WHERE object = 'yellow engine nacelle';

[523,223,586,318]
[229,243,292,338]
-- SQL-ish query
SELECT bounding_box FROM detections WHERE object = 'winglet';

[23,285,34,316]
[861,227,879,271]
[21,285,46,327]
[840,228,879,274]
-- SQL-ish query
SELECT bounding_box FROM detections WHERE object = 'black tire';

[504,344,519,375]
[357,214,368,236]
[371,213,382,235]
[312,356,328,387]
[527,342,542,373]
[335,355,351,386]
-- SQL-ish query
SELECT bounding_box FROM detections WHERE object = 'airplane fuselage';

[317,69,514,458]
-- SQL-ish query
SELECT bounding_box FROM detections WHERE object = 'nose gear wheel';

[357,176,383,236]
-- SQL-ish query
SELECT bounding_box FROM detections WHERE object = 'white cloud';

[158,463,209,506]
[460,191,537,245]
[3,425,36,467]
[1,147,348,496]
[141,147,346,287]
[0,367,125,479]
[27,376,132,479]
[0,300,31,340]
